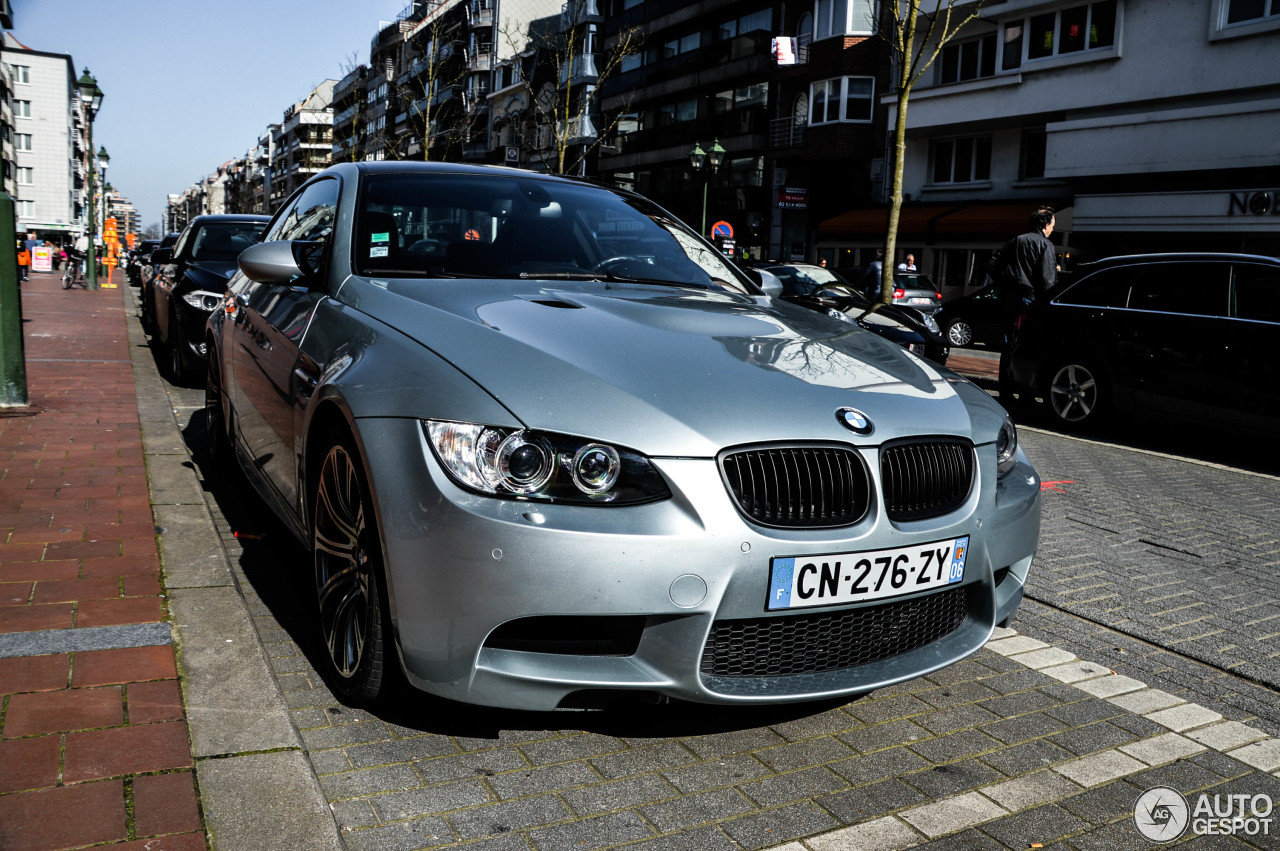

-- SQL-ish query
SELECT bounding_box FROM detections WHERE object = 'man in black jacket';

[994,207,1057,304]
[994,206,1057,402]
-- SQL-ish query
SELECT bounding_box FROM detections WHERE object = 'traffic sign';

[711,221,734,239]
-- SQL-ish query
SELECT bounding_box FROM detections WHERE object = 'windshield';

[189,221,266,261]
[355,173,751,293]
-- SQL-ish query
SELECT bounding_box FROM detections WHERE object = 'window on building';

[651,31,701,62]
[735,82,767,108]
[1001,1,1116,68]
[622,0,642,9]
[727,155,765,187]
[1225,0,1279,23]
[939,34,997,83]
[713,89,734,114]
[809,77,874,124]
[1019,130,1047,179]
[16,200,33,217]
[814,0,876,40]
[621,51,643,73]
[930,136,992,184]
[17,167,32,185]
[14,100,31,118]
[15,133,31,151]
[10,64,29,84]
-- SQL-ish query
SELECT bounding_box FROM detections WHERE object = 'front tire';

[312,436,390,705]
[1045,360,1107,429]
[946,320,973,348]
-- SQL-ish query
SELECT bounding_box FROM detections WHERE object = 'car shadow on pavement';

[178,410,854,741]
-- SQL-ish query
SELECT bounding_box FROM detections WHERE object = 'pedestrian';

[16,240,30,282]
[897,253,917,271]
[994,206,1057,399]
[857,249,884,300]
[817,257,827,268]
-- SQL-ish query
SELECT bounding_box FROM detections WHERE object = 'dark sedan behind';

[145,214,269,381]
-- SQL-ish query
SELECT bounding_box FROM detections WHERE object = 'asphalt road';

[145,325,1280,849]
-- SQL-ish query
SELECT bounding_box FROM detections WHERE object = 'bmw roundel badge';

[836,407,874,435]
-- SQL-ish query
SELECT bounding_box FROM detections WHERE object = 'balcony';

[768,117,805,149]
[468,0,492,29]
[468,50,493,72]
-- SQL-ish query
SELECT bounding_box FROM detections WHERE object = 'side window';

[1233,265,1280,323]
[279,179,339,242]
[1128,263,1229,317]
[1056,266,1132,308]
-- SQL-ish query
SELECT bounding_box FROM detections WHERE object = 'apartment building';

[596,0,893,262]
[818,0,1280,289]
[1,33,85,242]
[269,81,336,208]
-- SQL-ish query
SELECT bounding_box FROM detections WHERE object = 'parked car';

[126,239,160,287]
[762,263,950,365]
[1002,252,1280,431]
[207,161,1041,710]
[936,281,1016,349]
[146,215,269,381]
[837,267,944,315]
[138,232,180,298]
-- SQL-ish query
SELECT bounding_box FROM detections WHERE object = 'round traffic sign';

[711,221,734,239]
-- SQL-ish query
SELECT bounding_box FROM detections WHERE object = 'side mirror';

[149,247,173,265]
[237,240,320,284]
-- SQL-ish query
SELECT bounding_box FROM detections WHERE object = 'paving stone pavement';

[132,285,1280,850]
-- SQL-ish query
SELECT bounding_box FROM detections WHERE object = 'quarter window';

[930,136,992,183]
[809,77,874,124]
[1001,0,1116,68]
[1232,265,1280,322]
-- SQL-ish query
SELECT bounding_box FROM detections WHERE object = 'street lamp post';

[76,69,104,290]
[98,147,110,283]
[688,139,725,237]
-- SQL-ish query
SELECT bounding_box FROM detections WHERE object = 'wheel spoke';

[314,444,376,684]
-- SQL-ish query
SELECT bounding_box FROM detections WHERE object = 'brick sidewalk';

[0,270,204,850]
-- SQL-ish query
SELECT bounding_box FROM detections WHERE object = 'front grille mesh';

[881,439,974,521]
[700,586,969,678]
[720,446,869,528]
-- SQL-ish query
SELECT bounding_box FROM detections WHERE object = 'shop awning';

[819,202,1070,240]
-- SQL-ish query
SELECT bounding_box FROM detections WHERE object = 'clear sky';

[10,0,410,230]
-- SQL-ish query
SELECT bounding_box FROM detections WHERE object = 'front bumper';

[355,418,1042,710]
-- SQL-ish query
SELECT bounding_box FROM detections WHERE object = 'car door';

[1220,261,1280,432]
[228,179,340,522]
[151,229,193,344]
[965,284,1010,346]
[1112,261,1231,423]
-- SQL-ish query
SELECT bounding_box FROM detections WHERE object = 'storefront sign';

[1228,191,1280,216]
[778,187,808,209]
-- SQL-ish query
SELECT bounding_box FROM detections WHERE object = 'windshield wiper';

[601,272,714,289]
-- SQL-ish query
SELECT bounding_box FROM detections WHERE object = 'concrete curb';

[127,288,345,850]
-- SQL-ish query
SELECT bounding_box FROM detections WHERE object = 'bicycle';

[62,252,86,289]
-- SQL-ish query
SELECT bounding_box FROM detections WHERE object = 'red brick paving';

[0,271,206,848]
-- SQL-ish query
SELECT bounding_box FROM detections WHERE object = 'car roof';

[1080,252,1280,270]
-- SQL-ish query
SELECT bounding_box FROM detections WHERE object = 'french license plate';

[767,536,969,611]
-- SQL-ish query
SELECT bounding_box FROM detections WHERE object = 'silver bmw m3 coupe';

[206,162,1041,711]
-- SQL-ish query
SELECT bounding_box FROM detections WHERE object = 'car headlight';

[996,416,1018,476]
[921,313,940,334]
[424,421,670,505]
[182,290,223,312]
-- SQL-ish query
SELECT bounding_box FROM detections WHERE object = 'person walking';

[16,240,30,282]
[857,248,884,300]
[994,206,1057,400]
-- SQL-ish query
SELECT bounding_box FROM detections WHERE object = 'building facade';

[819,0,1280,291]
[2,33,85,242]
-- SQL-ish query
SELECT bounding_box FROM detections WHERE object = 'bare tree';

[877,0,983,303]
[391,10,473,161]
[499,1,642,175]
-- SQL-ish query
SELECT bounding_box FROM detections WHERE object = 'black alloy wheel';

[1046,360,1106,428]
[946,320,973,348]
[312,437,389,704]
